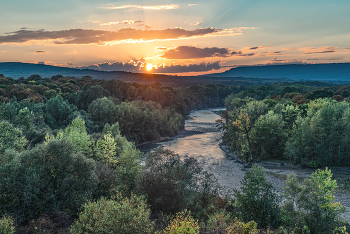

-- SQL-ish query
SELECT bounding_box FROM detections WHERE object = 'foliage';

[44,95,77,129]
[0,121,28,153]
[70,193,154,234]
[225,217,258,234]
[163,210,199,234]
[115,141,142,196]
[57,116,93,157]
[282,168,346,233]
[0,214,15,234]
[223,96,350,166]
[95,133,117,168]
[137,148,201,214]
[234,164,280,228]
[0,139,98,224]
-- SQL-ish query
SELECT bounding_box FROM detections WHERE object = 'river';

[138,107,350,221]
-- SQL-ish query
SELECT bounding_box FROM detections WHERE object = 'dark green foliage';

[0,139,98,224]
[75,84,105,110]
[88,97,116,131]
[115,101,183,143]
[70,194,154,234]
[234,165,280,228]
[137,148,201,214]
[281,169,346,234]
[44,95,77,129]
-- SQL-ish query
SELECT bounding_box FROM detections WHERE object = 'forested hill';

[0,62,239,87]
[208,63,350,81]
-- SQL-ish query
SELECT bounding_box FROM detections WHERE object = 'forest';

[0,73,349,233]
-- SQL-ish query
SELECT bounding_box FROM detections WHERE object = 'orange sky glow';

[1,0,350,75]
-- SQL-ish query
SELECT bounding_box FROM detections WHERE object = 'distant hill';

[208,63,350,81]
[1,62,349,87]
[0,62,238,87]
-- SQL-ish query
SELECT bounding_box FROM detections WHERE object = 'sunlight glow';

[146,63,153,71]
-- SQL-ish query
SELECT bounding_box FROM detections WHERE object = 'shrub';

[137,148,201,214]
[164,210,199,234]
[282,168,346,233]
[234,164,280,228]
[0,215,15,234]
[70,193,153,234]
[0,139,98,224]
[16,210,71,234]
[225,217,258,234]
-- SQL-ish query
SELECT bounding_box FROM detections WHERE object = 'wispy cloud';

[184,22,201,26]
[100,20,143,26]
[300,46,337,54]
[100,4,179,10]
[0,27,256,45]
[266,57,309,65]
[231,50,255,56]
[161,46,230,59]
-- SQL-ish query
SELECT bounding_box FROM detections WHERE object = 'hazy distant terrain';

[208,63,350,81]
[1,62,349,86]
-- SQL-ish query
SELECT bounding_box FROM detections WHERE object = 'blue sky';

[1,0,349,75]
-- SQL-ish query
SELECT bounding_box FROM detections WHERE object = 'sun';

[146,63,153,71]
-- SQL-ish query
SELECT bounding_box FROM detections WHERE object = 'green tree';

[0,139,98,224]
[0,214,15,234]
[70,194,153,234]
[44,95,77,129]
[96,133,117,168]
[0,121,27,153]
[88,97,116,130]
[57,117,93,157]
[234,164,280,228]
[298,168,345,233]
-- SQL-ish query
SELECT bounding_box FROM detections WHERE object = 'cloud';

[35,50,47,53]
[265,57,309,65]
[100,4,179,10]
[155,47,168,50]
[79,61,141,72]
[78,60,222,73]
[161,46,230,59]
[155,61,222,73]
[231,50,255,56]
[0,27,243,45]
[86,20,100,24]
[260,51,281,55]
[100,20,143,26]
[184,22,201,26]
[188,4,197,6]
[300,46,337,54]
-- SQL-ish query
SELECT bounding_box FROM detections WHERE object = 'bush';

[282,168,346,233]
[234,164,280,228]
[225,217,258,234]
[70,193,153,234]
[16,210,71,234]
[137,148,201,214]
[0,139,98,224]
[0,215,15,234]
[163,210,199,234]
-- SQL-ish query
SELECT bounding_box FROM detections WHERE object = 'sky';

[0,0,350,75]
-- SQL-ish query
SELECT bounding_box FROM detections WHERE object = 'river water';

[138,107,247,195]
[138,107,350,221]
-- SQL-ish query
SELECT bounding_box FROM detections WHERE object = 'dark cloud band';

[161,46,230,59]
[0,28,221,45]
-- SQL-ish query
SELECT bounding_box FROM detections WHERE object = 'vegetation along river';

[138,107,350,221]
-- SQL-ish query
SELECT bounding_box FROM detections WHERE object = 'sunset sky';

[1,0,350,75]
